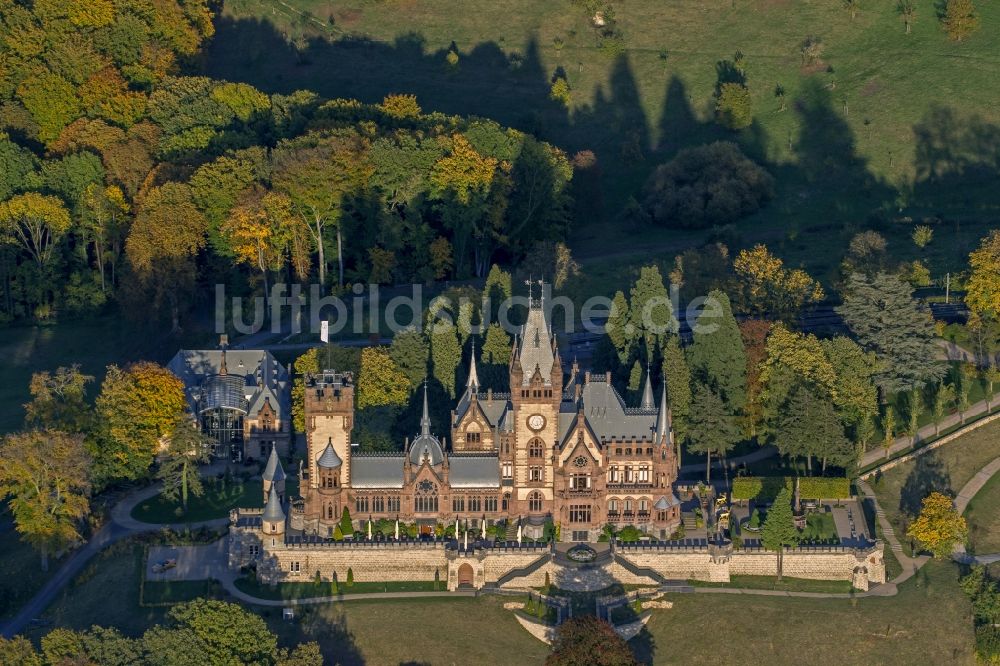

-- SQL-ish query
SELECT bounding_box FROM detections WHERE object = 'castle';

[251,291,681,544]
[228,291,886,592]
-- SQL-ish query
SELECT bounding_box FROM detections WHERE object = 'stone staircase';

[873,504,904,555]
[682,512,697,531]
[504,520,519,541]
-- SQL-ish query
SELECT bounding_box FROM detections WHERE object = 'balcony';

[606,482,653,490]
[637,511,651,523]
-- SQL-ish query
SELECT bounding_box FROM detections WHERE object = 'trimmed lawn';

[964,471,1000,556]
[872,418,1000,556]
[234,576,442,600]
[644,560,974,665]
[0,516,63,620]
[30,542,170,639]
[142,579,224,606]
[0,318,210,435]
[689,575,854,594]
[210,0,1000,290]
[131,478,296,524]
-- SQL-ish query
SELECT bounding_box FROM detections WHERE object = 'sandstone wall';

[263,544,449,584]
[621,550,731,582]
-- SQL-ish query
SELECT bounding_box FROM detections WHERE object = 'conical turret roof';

[262,444,285,483]
[262,486,285,523]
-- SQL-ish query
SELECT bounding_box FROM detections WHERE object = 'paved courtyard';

[146,538,228,582]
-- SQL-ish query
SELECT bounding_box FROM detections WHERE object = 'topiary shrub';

[642,142,773,229]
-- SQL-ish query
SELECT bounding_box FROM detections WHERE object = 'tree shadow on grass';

[899,451,953,518]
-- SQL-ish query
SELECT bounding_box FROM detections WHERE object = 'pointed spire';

[262,485,285,523]
[466,338,480,392]
[262,443,285,483]
[420,381,431,437]
[656,379,670,442]
[641,363,654,410]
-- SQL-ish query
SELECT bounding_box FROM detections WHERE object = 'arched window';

[327,505,334,520]
[528,439,544,458]
[528,491,543,512]
[502,493,510,511]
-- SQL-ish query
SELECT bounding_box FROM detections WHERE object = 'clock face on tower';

[527,414,545,431]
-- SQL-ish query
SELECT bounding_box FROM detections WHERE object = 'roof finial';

[219,348,228,376]
[467,338,480,392]
[420,380,431,437]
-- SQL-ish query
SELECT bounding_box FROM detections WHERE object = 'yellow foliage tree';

[734,244,824,319]
[942,0,979,41]
[966,230,1000,321]
[379,94,421,118]
[0,430,91,570]
[760,323,839,401]
[906,491,968,558]
[221,188,294,302]
[357,347,412,409]
[0,192,72,269]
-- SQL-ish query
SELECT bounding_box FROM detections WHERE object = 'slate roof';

[350,454,406,488]
[516,304,555,386]
[167,349,290,422]
[566,377,659,444]
[654,493,681,510]
[317,441,342,468]
[262,486,285,522]
[449,454,500,488]
[262,445,285,482]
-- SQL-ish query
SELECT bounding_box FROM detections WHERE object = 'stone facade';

[287,285,682,543]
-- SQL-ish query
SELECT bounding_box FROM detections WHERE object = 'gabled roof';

[654,493,681,510]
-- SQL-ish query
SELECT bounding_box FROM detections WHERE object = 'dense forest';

[0,0,575,329]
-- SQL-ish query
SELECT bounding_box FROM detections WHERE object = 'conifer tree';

[606,290,634,366]
[686,386,740,482]
[389,328,429,388]
[836,273,945,395]
[661,336,692,442]
[688,290,747,413]
[761,486,799,580]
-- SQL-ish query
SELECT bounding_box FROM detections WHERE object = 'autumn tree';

[357,347,412,408]
[967,230,1000,324]
[734,244,824,320]
[157,417,211,512]
[221,187,295,306]
[125,182,207,331]
[429,134,502,277]
[23,365,93,431]
[272,131,373,289]
[547,615,638,666]
[482,322,513,365]
[762,486,799,579]
[907,492,967,557]
[92,362,186,484]
[0,193,72,270]
[942,0,979,41]
[821,336,879,444]
[0,430,91,570]
[81,183,129,291]
[739,319,771,437]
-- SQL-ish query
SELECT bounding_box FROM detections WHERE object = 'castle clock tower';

[509,283,562,522]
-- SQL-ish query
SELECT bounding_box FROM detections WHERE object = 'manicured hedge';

[731,477,851,502]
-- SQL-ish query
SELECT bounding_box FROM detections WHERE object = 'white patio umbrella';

[517,522,523,545]
[464,529,468,551]
[367,519,372,540]
[454,517,459,538]
[395,518,400,540]
[481,517,487,539]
